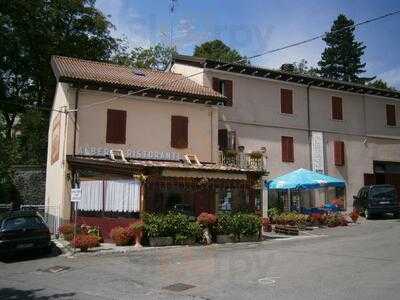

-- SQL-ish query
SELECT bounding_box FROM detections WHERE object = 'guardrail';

[218,151,265,171]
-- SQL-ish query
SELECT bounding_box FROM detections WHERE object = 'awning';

[266,168,345,190]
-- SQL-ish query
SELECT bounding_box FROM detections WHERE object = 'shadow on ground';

[0,288,75,299]
[0,242,62,264]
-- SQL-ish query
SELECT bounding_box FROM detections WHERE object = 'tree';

[280,59,319,77]
[113,43,177,71]
[193,40,248,64]
[318,14,374,84]
[368,79,397,91]
[0,0,118,160]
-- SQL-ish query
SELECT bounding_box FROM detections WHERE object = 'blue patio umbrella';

[266,168,345,190]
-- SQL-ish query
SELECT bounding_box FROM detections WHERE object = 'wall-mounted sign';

[71,188,82,202]
[78,146,182,161]
[311,131,325,174]
[51,114,61,165]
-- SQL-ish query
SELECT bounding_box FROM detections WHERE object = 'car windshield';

[1,216,46,231]
[371,187,396,198]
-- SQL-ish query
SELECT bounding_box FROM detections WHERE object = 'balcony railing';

[218,151,266,171]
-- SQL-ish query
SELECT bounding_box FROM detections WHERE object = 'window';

[332,96,343,120]
[218,129,236,150]
[212,77,233,104]
[334,141,345,166]
[281,136,294,162]
[386,104,396,126]
[106,109,126,144]
[281,89,293,114]
[171,115,188,149]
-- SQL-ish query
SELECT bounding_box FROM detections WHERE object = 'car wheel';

[393,212,400,219]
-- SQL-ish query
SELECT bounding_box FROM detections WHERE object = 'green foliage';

[232,213,261,237]
[280,59,319,77]
[193,40,248,64]
[318,14,374,84]
[216,213,234,235]
[113,43,177,71]
[368,79,397,92]
[143,213,202,243]
[0,0,118,165]
[267,207,281,219]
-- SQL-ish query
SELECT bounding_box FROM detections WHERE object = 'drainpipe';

[73,86,80,156]
[307,83,313,169]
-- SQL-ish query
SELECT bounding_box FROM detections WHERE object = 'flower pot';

[216,234,236,244]
[149,236,173,247]
[239,234,259,242]
[80,247,88,252]
[133,231,143,248]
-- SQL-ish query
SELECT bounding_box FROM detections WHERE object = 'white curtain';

[78,180,103,211]
[104,180,140,212]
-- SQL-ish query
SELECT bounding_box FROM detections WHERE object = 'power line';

[75,9,400,112]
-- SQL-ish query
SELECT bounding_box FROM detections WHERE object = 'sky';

[96,0,400,88]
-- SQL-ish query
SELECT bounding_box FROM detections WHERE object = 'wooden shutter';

[281,89,293,114]
[106,109,126,144]
[282,136,294,162]
[224,80,233,105]
[212,78,220,92]
[334,141,345,166]
[332,97,343,120]
[386,104,396,126]
[171,116,188,149]
[218,129,228,150]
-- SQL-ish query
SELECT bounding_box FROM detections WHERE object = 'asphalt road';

[1,218,400,300]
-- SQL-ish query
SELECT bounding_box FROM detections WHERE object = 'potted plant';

[216,213,236,243]
[233,213,261,242]
[110,227,131,246]
[249,151,263,159]
[350,210,359,223]
[143,213,174,247]
[71,234,100,252]
[261,217,272,233]
[58,223,76,241]
[197,212,217,245]
[128,221,144,248]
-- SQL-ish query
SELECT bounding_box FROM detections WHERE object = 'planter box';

[216,234,236,244]
[239,234,259,242]
[149,236,173,247]
[274,225,299,235]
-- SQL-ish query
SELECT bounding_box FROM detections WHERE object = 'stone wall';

[11,165,46,206]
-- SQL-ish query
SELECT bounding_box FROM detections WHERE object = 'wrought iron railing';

[218,151,266,171]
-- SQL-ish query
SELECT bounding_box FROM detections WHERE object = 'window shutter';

[281,89,293,114]
[386,104,396,126]
[224,80,233,105]
[282,136,294,162]
[171,116,188,149]
[106,109,126,144]
[212,78,220,92]
[332,97,343,120]
[334,141,345,166]
[218,129,228,150]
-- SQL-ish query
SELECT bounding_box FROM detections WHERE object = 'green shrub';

[232,213,262,237]
[216,213,234,235]
[267,208,281,220]
[142,213,170,238]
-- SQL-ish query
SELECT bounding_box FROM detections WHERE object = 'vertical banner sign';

[311,131,325,174]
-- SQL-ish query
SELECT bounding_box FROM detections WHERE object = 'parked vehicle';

[0,211,51,256]
[353,185,400,219]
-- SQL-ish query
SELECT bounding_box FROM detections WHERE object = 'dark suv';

[0,211,51,256]
[353,184,400,219]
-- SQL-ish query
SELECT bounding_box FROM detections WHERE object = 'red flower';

[71,234,99,251]
[197,213,217,226]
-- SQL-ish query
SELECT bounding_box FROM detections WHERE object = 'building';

[171,55,400,212]
[45,56,266,236]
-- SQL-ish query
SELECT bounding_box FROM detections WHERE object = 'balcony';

[218,150,266,171]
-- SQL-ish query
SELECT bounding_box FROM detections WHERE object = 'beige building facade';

[45,56,265,236]
[172,55,400,211]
